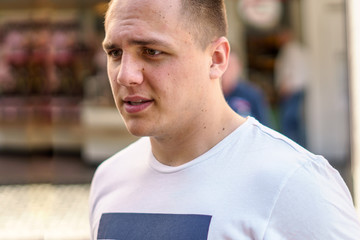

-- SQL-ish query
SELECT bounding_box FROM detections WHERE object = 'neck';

[150,95,246,166]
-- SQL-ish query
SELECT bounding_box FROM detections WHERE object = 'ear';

[209,37,230,80]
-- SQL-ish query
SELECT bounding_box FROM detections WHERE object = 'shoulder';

[242,120,360,238]
[91,137,150,186]
[89,137,151,235]
[263,158,360,239]
[239,118,337,188]
[244,118,313,161]
[89,137,150,210]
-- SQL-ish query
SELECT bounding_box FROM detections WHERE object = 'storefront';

[0,0,357,203]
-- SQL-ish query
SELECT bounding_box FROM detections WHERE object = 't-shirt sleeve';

[264,157,360,240]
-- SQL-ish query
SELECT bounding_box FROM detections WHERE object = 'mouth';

[122,96,154,114]
[125,99,153,106]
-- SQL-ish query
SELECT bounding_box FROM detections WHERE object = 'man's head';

[105,0,227,49]
[102,0,230,138]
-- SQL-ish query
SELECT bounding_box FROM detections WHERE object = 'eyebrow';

[103,38,173,51]
[103,42,118,51]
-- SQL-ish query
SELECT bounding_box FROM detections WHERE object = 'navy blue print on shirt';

[97,213,212,240]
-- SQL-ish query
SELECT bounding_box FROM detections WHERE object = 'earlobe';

[209,37,230,80]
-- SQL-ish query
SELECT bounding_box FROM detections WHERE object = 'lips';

[126,99,152,106]
[123,96,153,113]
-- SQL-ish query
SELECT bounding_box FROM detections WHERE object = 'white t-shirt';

[89,117,360,239]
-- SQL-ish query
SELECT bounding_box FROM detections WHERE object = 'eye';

[108,49,122,59]
[143,48,162,56]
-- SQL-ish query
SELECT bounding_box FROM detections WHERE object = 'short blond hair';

[180,0,228,49]
[104,0,228,49]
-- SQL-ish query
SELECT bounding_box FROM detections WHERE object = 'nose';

[116,54,144,87]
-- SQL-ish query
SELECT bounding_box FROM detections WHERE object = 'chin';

[125,122,152,137]
[128,129,149,137]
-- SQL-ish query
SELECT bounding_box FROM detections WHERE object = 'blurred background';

[0,0,359,239]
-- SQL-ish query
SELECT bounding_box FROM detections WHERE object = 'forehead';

[106,0,181,30]
[104,0,192,50]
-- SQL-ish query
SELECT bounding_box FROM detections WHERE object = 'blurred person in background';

[89,0,360,239]
[50,25,85,96]
[275,28,309,146]
[0,31,15,94]
[222,50,270,126]
[0,28,30,95]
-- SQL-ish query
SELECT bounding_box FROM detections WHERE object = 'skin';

[104,0,246,166]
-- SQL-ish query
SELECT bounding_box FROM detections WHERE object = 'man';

[222,50,270,125]
[89,0,360,239]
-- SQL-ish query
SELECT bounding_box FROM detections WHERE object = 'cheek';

[149,58,206,101]
[107,66,118,90]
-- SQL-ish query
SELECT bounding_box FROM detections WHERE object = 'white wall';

[346,0,360,212]
[302,0,350,163]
